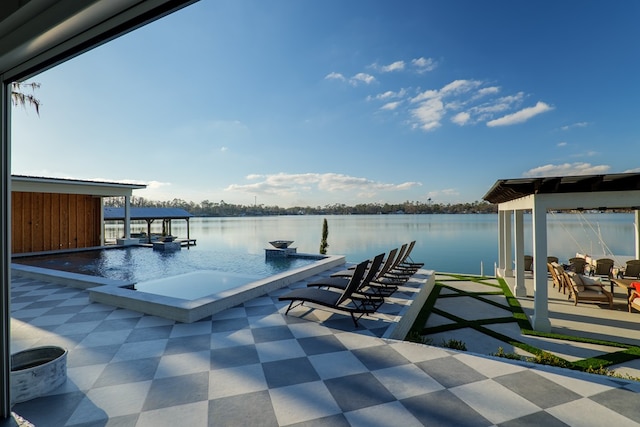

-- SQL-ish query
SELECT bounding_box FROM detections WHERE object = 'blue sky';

[11,1,640,207]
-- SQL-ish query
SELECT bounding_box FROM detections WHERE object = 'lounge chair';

[307,253,386,297]
[568,257,587,274]
[563,271,613,308]
[524,255,533,272]
[548,262,568,294]
[279,261,380,327]
[393,241,424,271]
[589,258,614,279]
[308,252,400,300]
[619,259,640,279]
[332,246,401,277]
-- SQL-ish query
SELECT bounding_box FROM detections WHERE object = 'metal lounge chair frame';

[279,261,380,327]
[331,247,400,278]
[308,252,402,301]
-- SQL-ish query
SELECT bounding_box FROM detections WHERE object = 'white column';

[124,195,131,239]
[504,210,513,277]
[100,197,105,246]
[635,210,640,260]
[531,199,551,332]
[514,210,527,296]
[498,210,505,275]
[1,80,12,417]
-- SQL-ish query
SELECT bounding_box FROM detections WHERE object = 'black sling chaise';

[306,253,389,304]
[278,261,379,327]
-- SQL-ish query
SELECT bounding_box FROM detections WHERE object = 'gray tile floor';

[8,268,640,426]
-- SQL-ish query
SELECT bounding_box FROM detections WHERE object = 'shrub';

[492,347,523,361]
[441,339,467,351]
[406,331,433,345]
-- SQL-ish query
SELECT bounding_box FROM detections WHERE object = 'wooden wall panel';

[11,192,103,253]
[43,193,52,250]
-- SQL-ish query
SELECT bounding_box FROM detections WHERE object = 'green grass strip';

[406,273,640,380]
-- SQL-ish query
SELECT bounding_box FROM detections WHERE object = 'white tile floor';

[7,269,640,426]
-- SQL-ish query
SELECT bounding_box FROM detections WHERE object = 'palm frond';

[11,82,41,115]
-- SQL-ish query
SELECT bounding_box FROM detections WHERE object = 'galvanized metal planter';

[11,346,67,405]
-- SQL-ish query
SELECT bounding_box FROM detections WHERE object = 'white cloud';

[561,121,588,131]
[381,101,402,111]
[557,141,567,147]
[368,88,407,101]
[410,89,439,103]
[380,60,405,72]
[624,168,640,173]
[350,73,376,85]
[220,146,228,152]
[427,188,460,198]
[325,72,346,81]
[451,112,471,125]
[411,57,438,73]
[410,97,444,131]
[144,180,172,190]
[327,61,552,133]
[523,162,610,177]
[224,172,421,198]
[486,101,553,127]
[440,79,482,95]
[476,86,500,97]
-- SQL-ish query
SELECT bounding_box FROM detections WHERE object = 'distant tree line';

[104,197,498,216]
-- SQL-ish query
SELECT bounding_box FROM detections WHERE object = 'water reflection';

[103,213,635,275]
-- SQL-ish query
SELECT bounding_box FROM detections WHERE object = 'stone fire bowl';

[269,240,294,249]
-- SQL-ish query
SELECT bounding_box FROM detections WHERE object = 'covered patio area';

[484,172,640,331]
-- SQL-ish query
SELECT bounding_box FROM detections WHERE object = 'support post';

[1,79,12,419]
[124,196,131,239]
[503,210,513,277]
[498,210,505,275]
[531,200,551,332]
[513,210,526,296]
[635,210,640,260]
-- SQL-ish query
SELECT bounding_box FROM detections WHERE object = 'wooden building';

[11,175,145,254]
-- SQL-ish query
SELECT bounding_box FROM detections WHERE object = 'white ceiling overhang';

[497,190,640,212]
[0,0,199,80]
[11,175,146,197]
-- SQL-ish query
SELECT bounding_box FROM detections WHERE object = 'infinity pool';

[13,246,344,322]
[13,246,316,284]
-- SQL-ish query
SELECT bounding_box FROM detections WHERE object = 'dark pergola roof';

[104,207,194,221]
[483,172,640,205]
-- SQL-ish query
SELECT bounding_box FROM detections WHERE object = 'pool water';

[13,246,317,284]
[134,270,261,300]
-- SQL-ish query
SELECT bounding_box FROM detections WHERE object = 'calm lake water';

[105,213,637,275]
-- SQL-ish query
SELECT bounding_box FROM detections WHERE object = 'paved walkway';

[7,268,640,426]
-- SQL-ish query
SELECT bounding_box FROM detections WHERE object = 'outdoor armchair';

[568,257,587,274]
[564,271,613,308]
[620,259,640,279]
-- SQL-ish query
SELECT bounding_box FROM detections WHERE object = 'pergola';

[0,0,199,418]
[104,207,194,242]
[483,172,640,332]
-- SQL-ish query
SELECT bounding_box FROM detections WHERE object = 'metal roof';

[11,175,146,197]
[104,207,194,220]
[483,172,640,205]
